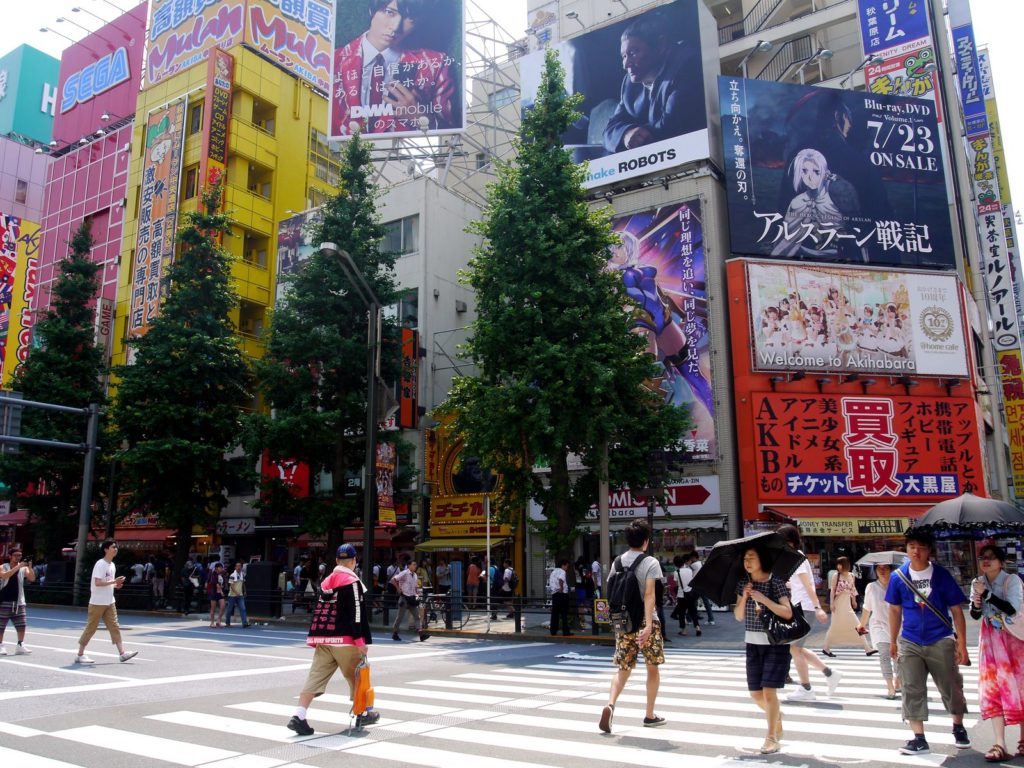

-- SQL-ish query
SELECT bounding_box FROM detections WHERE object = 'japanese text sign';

[376,441,397,526]
[200,48,233,207]
[997,349,1024,498]
[948,0,986,138]
[719,77,954,268]
[399,327,420,429]
[0,215,40,386]
[429,494,511,538]
[750,393,983,502]
[857,0,929,55]
[147,0,246,86]
[247,0,333,93]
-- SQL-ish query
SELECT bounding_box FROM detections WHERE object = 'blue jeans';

[225,596,247,626]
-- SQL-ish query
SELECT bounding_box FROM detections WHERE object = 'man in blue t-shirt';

[885,529,969,756]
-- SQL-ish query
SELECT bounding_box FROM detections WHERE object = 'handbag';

[188,567,200,589]
[352,658,375,716]
[762,601,811,645]
[980,572,1024,642]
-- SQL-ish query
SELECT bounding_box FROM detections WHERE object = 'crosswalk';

[1,644,981,767]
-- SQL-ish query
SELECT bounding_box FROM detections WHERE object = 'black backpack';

[507,569,519,591]
[607,553,648,635]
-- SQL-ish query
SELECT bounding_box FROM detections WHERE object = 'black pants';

[550,592,571,635]
[678,593,701,629]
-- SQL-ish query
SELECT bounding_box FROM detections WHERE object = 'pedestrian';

[500,559,515,619]
[180,559,199,615]
[225,561,249,628]
[777,524,840,702]
[672,554,701,637]
[734,545,793,755]
[75,540,139,664]
[129,559,145,584]
[466,558,480,607]
[599,519,665,733]
[548,557,572,637]
[435,558,450,595]
[287,543,379,736]
[384,557,400,610]
[207,562,226,628]
[151,554,167,609]
[591,557,603,598]
[690,553,716,624]
[969,544,1024,763]
[390,560,427,642]
[858,562,900,699]
[822,556,874,656]
[886,528,970,755]
[0,547,36,655]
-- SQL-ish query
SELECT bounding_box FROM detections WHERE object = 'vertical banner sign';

[246,0,333,92]
[376,442,397,527]
[609,201,715,461]
[857,0,930,55]
[129,99,187,338]
[399,327,420,429]
[0,214,21,379]
[0,215,40,387]
[200,49,234,208]
[948,0,988,139]
[857,0,938,110]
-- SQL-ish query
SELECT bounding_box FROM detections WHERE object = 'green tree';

[112,185,252,572]
[0,221,107,558]
[245,134,403,544]
[439,51,691,558]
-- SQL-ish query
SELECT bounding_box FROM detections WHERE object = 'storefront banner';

[429,494,510,538]
[795,517,913,537]
[977,200,1018,351]
[719,77,954,268]
[399,327,420,429]
[260,450,311,497]
[275,207,323,303]
[330,0,464,138]
[997,349,1024,498]
[0,215,40,387]
[746,261,969,377]
[857,0,930,55]
[864,37,938,106]
[147,0,246,87]
[519,0,713,189]
[247,0,333,93]
[584,475,721,520]
[609,201,715,460]
[376,441,397,526]
[128,99,187,337]
[750,393,984,502]
[948,0,987,139]
[200,48,233,208]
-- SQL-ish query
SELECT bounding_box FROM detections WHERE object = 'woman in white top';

[822,557,874,656]
[858,562,901,699]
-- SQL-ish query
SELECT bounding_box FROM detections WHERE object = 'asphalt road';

[0,606,1005,768]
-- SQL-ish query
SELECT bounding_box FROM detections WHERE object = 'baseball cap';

[336,543,358,559]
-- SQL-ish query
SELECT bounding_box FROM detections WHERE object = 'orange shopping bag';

[352,658,374,716]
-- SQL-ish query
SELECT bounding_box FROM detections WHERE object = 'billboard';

[857,0,930,55]
[246,0,333,92]
[147,0,246,87]
[330,0,464,138]
[520,0,714,189]
[128,99,187,337]
[864,37,938,104]
[0,215,40,387]
[748,393,984,501]
[609,201,714,461]
[275,207,324,302]
[720,77,954,268]
[0,46,59,145]
[745,261,969,377]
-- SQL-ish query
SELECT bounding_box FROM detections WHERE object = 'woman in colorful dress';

[970,544,1024,763]
[822,556,874,656]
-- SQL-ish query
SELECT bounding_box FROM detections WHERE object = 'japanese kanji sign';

[857,0,930,55]
[948,0,988,139]
[718,77,954,268]
[997,349,1024,498]
[749,393,984,502]
[376,441,397,526]
[147,0,246,86]
[200,48,233,212]
[247,0,333,93]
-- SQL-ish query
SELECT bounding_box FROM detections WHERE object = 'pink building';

[37,3,145,328]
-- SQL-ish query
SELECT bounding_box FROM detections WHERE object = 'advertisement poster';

[520,0,712,189]
[128,99,187,337]
[376,442,397,526]
[330,0,464,138]
[609,201,714,461]
[0,215,39,387]
[275,207,324,303]
[247,0,333,92]
[200,49,234,209]
[720,77,954,268]
[864,37,938,105]
[750,393,984,501]
[147,0,246,86]
[998,349,1024,498]
[745,261,968,377]
[857,0,930,55]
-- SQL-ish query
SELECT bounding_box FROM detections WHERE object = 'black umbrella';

[690,531,806,606]
[910,493,1024,539]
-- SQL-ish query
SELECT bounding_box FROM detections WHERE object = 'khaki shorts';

[301,644,363,698]
[613,619,665,670]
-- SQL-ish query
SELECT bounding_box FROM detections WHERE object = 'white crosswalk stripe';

[0,646,981,767]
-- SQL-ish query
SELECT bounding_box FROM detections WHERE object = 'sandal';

[1017,739,1024,757]
[760,736,781,755]
[820,649,836,658]
[985,744,1010,763]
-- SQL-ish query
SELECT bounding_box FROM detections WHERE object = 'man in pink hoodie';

[288,543,379,736]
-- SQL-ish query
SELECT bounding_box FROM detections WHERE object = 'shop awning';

[0,510,30,526]
[763,505,931,519]
[761,504,931,538]
[88,528,178,542]
[415,537,511,553]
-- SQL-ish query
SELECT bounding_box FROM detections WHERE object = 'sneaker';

[419,632,430,642]
[75,654,95,664]
[287,716,314,736]
[899,736,930,755]
[643,716,667,727]
[392,633,401,641]
[119,651,138,662]
[825,669,843,697]
[786,686,816,702]
[708,620,716,625]
[598,704,614,734]
[0,645,7,656]
[355,710,380,728]
[952,725,971,749]
[14,644,31,655]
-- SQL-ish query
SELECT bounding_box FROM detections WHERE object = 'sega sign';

[60,47,130,114]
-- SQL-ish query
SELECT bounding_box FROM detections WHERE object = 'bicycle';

[423,591,471,629]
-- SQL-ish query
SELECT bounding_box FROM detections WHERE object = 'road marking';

[0,657,134,681]
[50,725,239,765]
[347,739,556,768]
[148,711,328,742]
[0,745,84,767]
[0,722,45,738]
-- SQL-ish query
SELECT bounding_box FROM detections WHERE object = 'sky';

[4,0,1022,211]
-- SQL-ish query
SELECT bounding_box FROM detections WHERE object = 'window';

[308,129,341,188]
[487,86,518,112]
[381,214,419,256]
[188,103,203,135]
[476,152,489,170]
[183,165,199,199]
[14,179,27,204]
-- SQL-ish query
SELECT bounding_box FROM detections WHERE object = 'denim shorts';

[745,642,792,690]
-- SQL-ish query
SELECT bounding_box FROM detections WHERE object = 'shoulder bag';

[983,572,1024,642]
[895,567,972,664]
[761,579,810,645]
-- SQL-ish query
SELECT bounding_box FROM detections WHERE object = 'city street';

[0,607,1000,768]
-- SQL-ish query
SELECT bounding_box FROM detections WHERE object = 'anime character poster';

[608,201,715,461]
[720,77,954,268]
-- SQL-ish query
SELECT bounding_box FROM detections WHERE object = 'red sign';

[399,328,419,429]
[260,451,310,497]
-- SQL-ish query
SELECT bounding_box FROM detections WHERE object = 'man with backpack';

[600,518,666,733]
[500,559,517,619]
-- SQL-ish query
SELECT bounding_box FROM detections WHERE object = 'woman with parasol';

[858,560,902,699]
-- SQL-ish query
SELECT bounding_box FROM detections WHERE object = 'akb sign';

[61,47,130,114]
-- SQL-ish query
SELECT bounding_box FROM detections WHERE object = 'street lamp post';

[318,243,382,584]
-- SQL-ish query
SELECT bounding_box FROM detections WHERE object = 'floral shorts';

[613,619,664,670]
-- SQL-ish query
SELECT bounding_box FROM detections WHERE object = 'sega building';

[37,2,146,362]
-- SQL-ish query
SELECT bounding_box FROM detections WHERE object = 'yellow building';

[110,46,339,368]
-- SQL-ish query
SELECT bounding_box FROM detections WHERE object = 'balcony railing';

[719,0,785,44]
[755,35,813,81]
